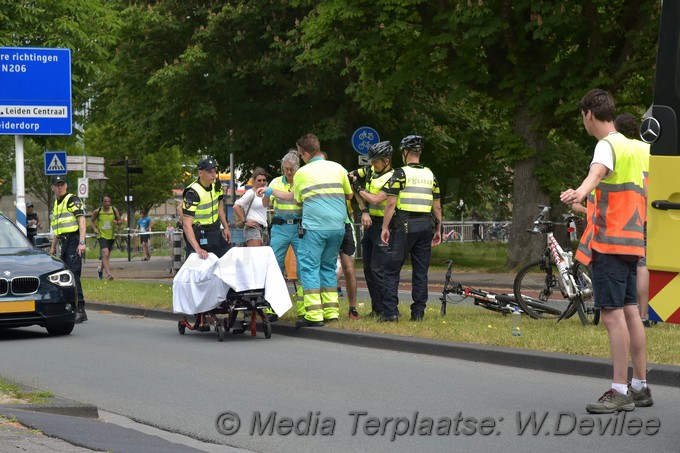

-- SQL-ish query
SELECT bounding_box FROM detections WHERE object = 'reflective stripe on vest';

[575,192,596,264]
[270,176,301,219]
[52,194,79,235]
[185,181,221,225]
[299,182,346,202]
[396,166,434,213]
[366,168,393,217]
[575,134,645,264]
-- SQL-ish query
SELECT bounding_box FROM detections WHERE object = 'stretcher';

[177,288,272,341]
[172,246,292,341]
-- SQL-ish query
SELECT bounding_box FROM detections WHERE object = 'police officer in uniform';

[182,157,231,259]
[49,175,88,323]
[351,141,394,317]
[380,135,442,322]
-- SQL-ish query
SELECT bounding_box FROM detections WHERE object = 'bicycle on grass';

[439,260,522,317]
[513,205,599,325]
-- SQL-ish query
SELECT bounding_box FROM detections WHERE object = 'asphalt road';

[2,311,679,453]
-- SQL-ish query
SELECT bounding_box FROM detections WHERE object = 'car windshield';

[0,216,32,248]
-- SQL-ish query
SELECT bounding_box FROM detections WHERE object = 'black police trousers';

[186,224,230,258]
[381,219,434,319]
[361,219,389,314]
[60,235,84,305]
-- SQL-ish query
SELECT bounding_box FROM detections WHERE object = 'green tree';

[293,0,660,266]
[0,0,122,201]
[86,0,660,268]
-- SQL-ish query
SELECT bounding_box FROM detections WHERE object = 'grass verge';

[0,378,53,404]
[81,278,680,366]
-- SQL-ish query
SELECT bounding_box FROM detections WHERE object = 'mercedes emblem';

[640,117,661,143]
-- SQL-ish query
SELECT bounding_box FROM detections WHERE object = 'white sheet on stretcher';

[172,246,292,316]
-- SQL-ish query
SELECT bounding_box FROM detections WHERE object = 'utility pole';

[109,157,143,261]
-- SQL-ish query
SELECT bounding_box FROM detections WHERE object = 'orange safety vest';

[575,133,646,265]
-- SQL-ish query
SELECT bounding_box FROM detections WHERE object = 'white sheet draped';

[172,246,292,316]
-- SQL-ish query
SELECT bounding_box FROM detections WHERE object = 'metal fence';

[166,220,512,271]
[441,221,511,244]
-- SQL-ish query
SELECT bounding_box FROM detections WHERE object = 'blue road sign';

[351,126,380,155]
[44,151,68,176]
[0,47,72,136]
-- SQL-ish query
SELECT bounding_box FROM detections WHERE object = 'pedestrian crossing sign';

[44,151,67,175]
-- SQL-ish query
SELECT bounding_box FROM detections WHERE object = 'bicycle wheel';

[573,262,599,325]
[497,230,508,243]
[513,260,570,319]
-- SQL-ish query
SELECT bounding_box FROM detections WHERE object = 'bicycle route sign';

[351,126,380,155]
[0,47,72,136]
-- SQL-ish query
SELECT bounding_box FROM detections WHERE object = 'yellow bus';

[643,1,680,324]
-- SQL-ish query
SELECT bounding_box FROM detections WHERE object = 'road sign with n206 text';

[0,47,72,136]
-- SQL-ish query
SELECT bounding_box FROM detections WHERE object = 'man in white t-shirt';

[560,88,651,414]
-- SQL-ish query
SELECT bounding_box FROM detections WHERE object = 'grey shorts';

[244,226,264,242]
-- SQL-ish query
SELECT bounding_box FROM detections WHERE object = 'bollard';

[171,231,184,275]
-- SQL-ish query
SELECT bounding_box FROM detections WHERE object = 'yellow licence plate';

[0,301,36,314]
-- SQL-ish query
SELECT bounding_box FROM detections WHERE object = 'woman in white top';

[233,167,269,246]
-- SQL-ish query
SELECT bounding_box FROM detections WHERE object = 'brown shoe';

[586,389,634,414]
[629,385,654,407]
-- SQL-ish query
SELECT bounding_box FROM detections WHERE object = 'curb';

[0,382,99,419]
[88,302,680,389]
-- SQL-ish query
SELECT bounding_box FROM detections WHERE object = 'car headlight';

[48,269,75,287]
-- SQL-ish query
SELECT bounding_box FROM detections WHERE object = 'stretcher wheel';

[178,321,186,335]
[263,320,272,339]
[216,324,225,342]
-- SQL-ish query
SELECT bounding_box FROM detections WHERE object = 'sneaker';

[337,287,344,297]
[325,317,339,323]
[349,310,361,320]
[642,319,657,328]
[586,389,635,414]
[107,275,114,281]
[629,385,654,407]
[97,268,103,280]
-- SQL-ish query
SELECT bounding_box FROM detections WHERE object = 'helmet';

[367,141,393,161]
[400,135,424,152]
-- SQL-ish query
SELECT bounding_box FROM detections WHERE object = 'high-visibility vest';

[575,191,597,263]
[184,180,221,226]
[357,166,394,217]
[395,166,434,213]
[294,157,349,230]
[52,194,79,235]
[269,175,301,219]
[575,133,646,264]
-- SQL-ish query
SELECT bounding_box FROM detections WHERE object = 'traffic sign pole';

[14,135,27,235]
